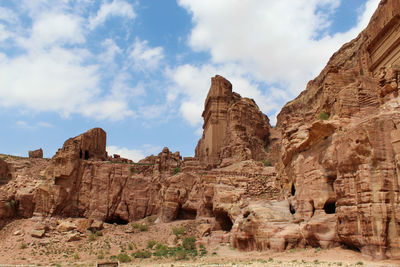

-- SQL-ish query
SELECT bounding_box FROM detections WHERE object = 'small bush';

[147,240,157,249]
[199,244,207,256]
[172,226,186,237]
[173,248,187,260]
[73,253,80,260]
[131,223,140,229]
[318,112,330,120]
[128,243,135,250]
[356,262,364,265]
[173,167,181,175]
[88,233,97,241]
[133,249,152,259]
[182,236,196,250]
[261,160,272,167]
[95,231,103,237]
[117,253,131,263]
[139,223,148,232]
[20,242,27,249]
[154,243,169,257]
[146,215,156,224]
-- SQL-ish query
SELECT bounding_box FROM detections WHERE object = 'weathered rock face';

[35,132,183,222]
[0,159,10,181]
[195,75,270,167]
[234,0,400,259]
[29,149,43,159]
[2,0,400,261]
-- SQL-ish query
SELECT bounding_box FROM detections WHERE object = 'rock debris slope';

[1,0,400,260]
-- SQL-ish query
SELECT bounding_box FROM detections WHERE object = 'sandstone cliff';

[0,0,400,261]
[195,75,271,167]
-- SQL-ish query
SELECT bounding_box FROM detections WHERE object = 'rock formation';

[1,0,400,261]
[0,159,10,181]
[28,149,43,159]
[231,0,400,259]
[195,75,271,167]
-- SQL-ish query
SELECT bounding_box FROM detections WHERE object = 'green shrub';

[95,231,103,237]
[139,223,148,232]
[131,222,140,229]
[261,160,272,167]
[146,215,156,224]
[356,262,364,266]
[172,226,186,237]
[182,236,196,251]
[154,243,169,257]
[128,243,135,250]
[73,253,80,260]
[117,253,131,262]
[88,233,96,241]
[173,167,181,175]
[173,248,187,260]
[20,242,27,249]
[147,240,157,249]
[318,112,330,120]
[133,249,152,259]
[199,244,207,256]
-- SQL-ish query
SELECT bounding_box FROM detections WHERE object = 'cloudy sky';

[0,0,380,160]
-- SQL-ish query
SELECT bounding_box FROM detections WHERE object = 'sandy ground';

[0,218,399,267]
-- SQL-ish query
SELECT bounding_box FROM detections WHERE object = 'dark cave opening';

[243,211,250,218]
[105,215,129,225]
[79,149,83,159]
[310,200,315,217]
[215,209,233,231]
[84,150,90,160]
[323,200,336,214]
[289,203,296,214]
[177,204,197,220]
[291,183,296,196]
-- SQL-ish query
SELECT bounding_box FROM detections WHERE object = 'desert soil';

[0,218,399,267]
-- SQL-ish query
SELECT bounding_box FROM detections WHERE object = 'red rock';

[28,149,43,159]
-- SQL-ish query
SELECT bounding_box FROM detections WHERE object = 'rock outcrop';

[195,75,271,167]
[0,159,10,181]
[28,149,43,159]
[230,0,400,259]
[1,0,400,261]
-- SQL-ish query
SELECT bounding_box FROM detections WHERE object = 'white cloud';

[89,0,136,29]
[172,0,380,127]
[129,38,164,71]
[0,4,136,121]
[107,145,145,161]
[16,120,53,129]
[26,13,85,48]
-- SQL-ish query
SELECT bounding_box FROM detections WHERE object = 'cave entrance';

[215,209,233,232]
[84,150,90,160]
[324,200,336,214]
[105,215,128,225]
[289,203,296,214]
[291,184,296,196]
[177,204,197,220]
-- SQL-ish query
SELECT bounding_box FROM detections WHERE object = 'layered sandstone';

[1,0,400,261]
[28,149,43,159]
[232,0,400,259]
[195,75,271,167]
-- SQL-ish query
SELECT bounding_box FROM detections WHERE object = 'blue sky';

[0,0,380,160]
